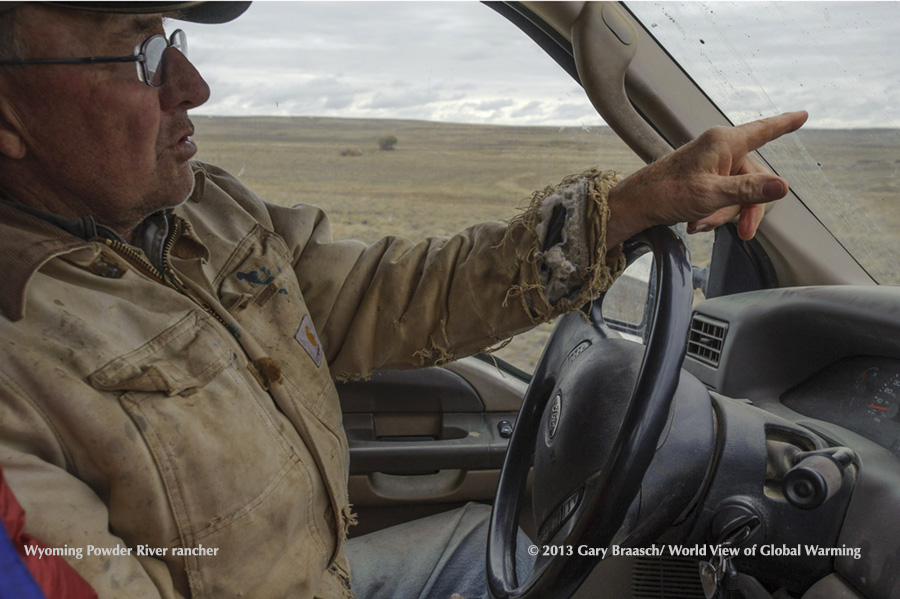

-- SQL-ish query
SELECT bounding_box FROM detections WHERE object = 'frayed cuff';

[504,168,627,320]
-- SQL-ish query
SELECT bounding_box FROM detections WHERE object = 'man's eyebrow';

[111,16,165,46]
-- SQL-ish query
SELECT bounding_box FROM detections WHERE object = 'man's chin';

[175,171,197,207]
[165,164,200,210]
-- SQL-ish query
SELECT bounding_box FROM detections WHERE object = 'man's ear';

[0,96,26,160]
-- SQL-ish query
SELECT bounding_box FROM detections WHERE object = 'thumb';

[717,172,789,208]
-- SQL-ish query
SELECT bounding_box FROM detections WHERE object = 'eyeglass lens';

[143,30,187,87]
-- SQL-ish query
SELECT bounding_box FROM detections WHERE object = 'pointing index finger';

[735,111,809,153]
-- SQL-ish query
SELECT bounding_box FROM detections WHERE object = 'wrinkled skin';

[0,5,210,238]
[606,111,809,245]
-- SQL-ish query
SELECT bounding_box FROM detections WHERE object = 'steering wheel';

[487,226,695,599]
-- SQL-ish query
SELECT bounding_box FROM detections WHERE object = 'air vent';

[687,313,728,368]
[632,555,706,598]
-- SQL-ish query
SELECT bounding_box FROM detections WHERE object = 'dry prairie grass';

[193,116,646,239]
[763,128,900,285]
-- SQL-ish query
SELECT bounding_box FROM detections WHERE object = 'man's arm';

[0,447,183,599]
[1,465,98,599]
[228,111,807,380]
[0,379,183,599]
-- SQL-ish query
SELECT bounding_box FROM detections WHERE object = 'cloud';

[629,1,900,129]
[180,2,899,128]
[511,101,543,119]
[472,99,515,112]
[179,1,600,126]
[364,89,435,111]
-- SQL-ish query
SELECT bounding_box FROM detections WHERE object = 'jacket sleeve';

[1,465,99,599]
[0,383,183,599]
[201,164,626,381]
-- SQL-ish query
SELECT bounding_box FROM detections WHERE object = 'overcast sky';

[177,1,900,129]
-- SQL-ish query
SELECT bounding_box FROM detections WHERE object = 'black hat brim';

[10,2,252,24]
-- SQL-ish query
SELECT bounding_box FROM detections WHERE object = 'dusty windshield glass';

[628,2,900,284]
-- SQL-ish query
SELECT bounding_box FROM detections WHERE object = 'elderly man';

[0,2,806,598]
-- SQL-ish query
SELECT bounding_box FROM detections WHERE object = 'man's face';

[0,4,210,236]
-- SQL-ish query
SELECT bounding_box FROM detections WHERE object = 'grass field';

[192,115,648,241]
[760,128,900,286]
[192,116,899,370]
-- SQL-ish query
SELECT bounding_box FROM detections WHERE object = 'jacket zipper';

[101,219,230,329]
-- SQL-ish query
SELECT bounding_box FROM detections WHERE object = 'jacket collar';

[0,200,91,322]
[0,166,208,322]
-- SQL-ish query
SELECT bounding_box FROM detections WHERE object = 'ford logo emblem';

[548,393,562,440]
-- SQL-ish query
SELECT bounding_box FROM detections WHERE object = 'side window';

[185,3,650,373]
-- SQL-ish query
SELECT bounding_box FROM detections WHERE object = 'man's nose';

[158,46,211,111]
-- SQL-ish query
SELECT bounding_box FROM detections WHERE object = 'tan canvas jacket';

[0,162,624,598]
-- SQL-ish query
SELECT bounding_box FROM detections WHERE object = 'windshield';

[179,2,646,373]
[627,1,900,284]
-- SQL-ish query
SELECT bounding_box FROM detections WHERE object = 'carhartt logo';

[295,315,323,367]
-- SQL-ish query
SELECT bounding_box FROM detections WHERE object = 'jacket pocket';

[88,311,232,396]
[86,309,331,596]
[215,224,295,312]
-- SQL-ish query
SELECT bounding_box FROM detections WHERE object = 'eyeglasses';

[0,29,187,87]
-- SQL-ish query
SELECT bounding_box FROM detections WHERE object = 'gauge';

[870,375,900,421]
[856,367,900,422]
[783,356,900,452]
[867,396,899,421]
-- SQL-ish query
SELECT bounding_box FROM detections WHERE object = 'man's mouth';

[173,129,198,159]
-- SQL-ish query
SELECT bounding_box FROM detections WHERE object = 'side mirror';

[602,252,655,342]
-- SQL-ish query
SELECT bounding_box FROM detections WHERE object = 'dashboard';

[782,356,900,456]
[681,285,900,599]
[682,285,900,410]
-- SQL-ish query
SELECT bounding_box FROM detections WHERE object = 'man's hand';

[605,111,809,246]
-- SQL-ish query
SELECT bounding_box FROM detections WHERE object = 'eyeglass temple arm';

[0,56,138,66]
